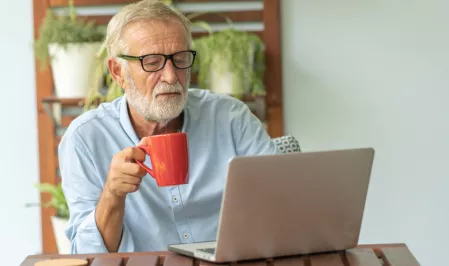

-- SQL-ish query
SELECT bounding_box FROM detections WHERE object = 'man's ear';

[108,58,125,88]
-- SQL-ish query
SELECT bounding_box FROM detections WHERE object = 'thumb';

[138,137,149,146]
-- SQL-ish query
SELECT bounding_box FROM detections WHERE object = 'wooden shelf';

[49,0,261,7]
[41,93,267,129]
[34,0,282,254]
[80,10,262,26]
[41,96,85,106]
[41,93,265,106]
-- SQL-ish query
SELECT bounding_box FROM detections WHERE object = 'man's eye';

[145,61,160,66]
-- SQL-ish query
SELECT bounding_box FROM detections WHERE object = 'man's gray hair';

[106,0,192,60]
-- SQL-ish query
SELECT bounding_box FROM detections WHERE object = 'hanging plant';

[191,28,265,98]
[34,0,106,69]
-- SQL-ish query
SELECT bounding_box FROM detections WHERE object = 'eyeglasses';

[117,50,196,72]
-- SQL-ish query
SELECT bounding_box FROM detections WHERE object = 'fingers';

[106,172,143,198]
[138,137,149,146]
[122,162,148,178]
[119,174,143,186]
[110,160,147,178]
[108,172,143,185]
[121,147,146,163]
[106,145,150,198]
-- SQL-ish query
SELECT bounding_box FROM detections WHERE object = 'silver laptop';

[168,147,375,263]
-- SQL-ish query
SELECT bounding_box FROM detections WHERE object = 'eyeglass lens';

[142,51,194,71]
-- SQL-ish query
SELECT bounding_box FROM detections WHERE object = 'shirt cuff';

[72,208,134,254]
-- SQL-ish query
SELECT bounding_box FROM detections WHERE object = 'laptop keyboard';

[197,248,216,254]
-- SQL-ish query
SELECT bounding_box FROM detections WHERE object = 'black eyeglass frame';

[117,50,197,73]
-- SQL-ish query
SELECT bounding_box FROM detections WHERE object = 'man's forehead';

[123,19,187,46]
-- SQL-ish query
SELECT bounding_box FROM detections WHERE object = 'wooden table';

[20,243,420,266]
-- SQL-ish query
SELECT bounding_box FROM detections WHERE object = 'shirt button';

[172,196,178,202]
[183,233,189,239]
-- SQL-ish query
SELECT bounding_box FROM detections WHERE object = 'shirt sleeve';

[58,129,135,254]
[230,100,279,156]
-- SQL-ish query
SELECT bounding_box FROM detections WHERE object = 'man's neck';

[128,105,183,139]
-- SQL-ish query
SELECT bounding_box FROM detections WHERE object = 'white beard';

[125,69,190,125]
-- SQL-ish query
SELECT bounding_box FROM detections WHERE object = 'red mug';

[136,132,189,187]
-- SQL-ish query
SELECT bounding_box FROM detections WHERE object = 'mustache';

[153,82,183,96]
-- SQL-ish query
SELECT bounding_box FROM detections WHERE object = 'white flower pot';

[209,54,249,96]
[48,42,102,98]
[51,216,71,254]
[210,60,234,95]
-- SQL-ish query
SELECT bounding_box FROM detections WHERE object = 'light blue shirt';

[58,88,278,254]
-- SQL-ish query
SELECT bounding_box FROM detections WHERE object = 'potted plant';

[27,183,71,254]
[34,0,106,98]
[190,16,266,99]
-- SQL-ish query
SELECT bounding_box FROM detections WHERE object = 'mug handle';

[136,145,155,177]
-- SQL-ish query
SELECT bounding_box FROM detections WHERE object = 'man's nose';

[160,59,177,85]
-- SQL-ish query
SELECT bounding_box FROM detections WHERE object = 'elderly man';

[58,0,277,254]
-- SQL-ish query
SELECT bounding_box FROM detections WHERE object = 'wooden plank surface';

[175,0,261,2]
[80,10,262,26]
[236,260,268,265]
[49,0,261,7]
[380,246,420,266]
[192,30,263,39]
[272,256,307,266]
[19,245,420,266]
[33,0,58,254]
[198,260,229,266]
[345,249,383,266]
[188,10,263,23]
[42,96,85,106]
[162,254,194,266]
[266,105,284,138]
[262,0,282,106]
[308,253,344,266]
[126,255,160,266]
[61,115,78,127]
[90,257,123,266]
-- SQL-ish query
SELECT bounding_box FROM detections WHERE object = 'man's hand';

[105,143,148,198]
[96,137,149,252]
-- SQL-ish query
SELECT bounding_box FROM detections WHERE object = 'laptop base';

[168,242,217,262]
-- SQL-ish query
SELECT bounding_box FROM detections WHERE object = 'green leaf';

[191,21,213,35]
[34,8,106,68]
[191,28,265,96]
[33,182,69,219]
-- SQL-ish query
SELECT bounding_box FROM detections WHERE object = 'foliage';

[34,0,106,69]
[84,39,124,111]
[28,183,69,219]
[191,28,265,98]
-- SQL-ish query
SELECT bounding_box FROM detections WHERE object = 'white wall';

[281,0,449,265]
[0,1,41,265]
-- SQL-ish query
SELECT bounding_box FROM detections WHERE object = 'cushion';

[272,135,301,153]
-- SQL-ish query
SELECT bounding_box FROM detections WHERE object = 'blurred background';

[1,0,448,265]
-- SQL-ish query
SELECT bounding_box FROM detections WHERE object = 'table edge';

[24,243,408,260]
